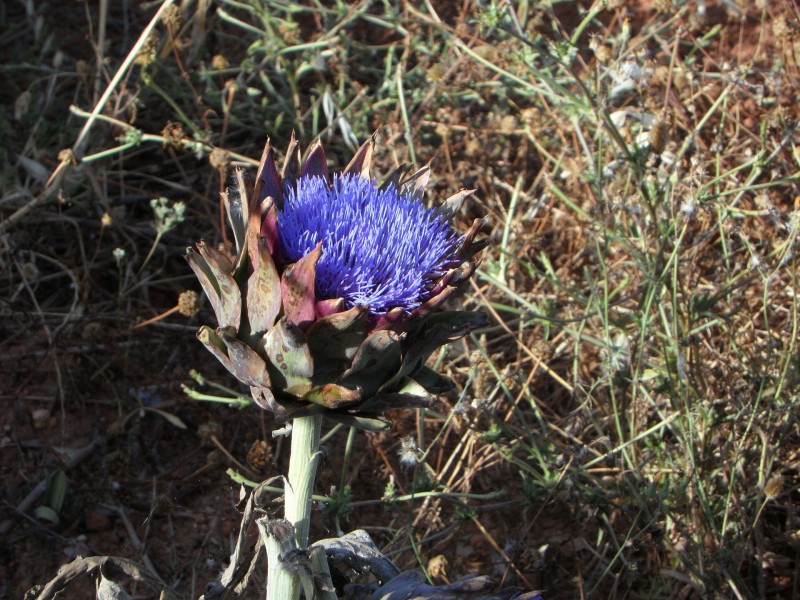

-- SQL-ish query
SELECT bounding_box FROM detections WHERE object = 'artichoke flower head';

[187,135,489,431]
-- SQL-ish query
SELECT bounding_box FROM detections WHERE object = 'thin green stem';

[339,425,356,493]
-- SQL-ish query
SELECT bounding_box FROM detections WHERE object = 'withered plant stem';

[132,305,180,329]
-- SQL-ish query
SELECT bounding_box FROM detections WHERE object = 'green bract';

[187,135,489,430]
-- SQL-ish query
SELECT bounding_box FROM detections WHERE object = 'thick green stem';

[286,414,323,547]
[266,414,323,599]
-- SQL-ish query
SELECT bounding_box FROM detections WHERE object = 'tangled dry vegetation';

[2,0,800,598]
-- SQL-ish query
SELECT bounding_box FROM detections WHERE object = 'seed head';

[178,290,201,317]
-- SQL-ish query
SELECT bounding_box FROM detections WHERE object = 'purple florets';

[278,173,458,314]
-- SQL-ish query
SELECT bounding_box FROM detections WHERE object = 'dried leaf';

[186,242,241,330]
[311,529,400,584]
[197,326,271,389]
[436,188,475,220]
[254,138,283,209]
[398,164,431,200]
[343,134,375,179]
[223,181,246,256]
[301,139,329,180]
[282,131,301,184]
[145,408,188,430]
[382,311,488,392]
[301,384,361,409]
[341,330,402,396]
[357,390,435,414]
[97,574,132,600]
[281,243,322,329]
[261,317,314,395]
[411,366,455,394]
[245,209,281,339]
[218,327,272,388]
[370,569,540,599]
[305,304,369,362]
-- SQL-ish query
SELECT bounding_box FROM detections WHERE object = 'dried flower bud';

[14,90,31,121]
[162,121,186,150]
[209,148,230,170]
[427,63,445,83]
[653,0,674,13]
[594,45,612,64]
[58,148,78,166]
[82,321,105,341]
[649,119,668,155]
[20,262,39,282]
[206,450,223,467]
[765,473,784,500]
[162,4,182,29]
[178,290,201,317]
[247,440,273,470]
[135,31,159,66]
[198,421,222,443]
[211,54,230,70]
[427,555,449,580]
[398,435,420,468]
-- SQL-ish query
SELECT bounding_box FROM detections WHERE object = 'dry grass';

[2,1,800,598]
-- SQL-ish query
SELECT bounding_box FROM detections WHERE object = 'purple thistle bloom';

[189,135,489,429]
[278,173,459,314]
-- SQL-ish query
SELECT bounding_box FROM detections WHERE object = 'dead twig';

[0,0,178,235]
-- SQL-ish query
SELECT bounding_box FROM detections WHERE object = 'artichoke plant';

[187,134,489,431]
